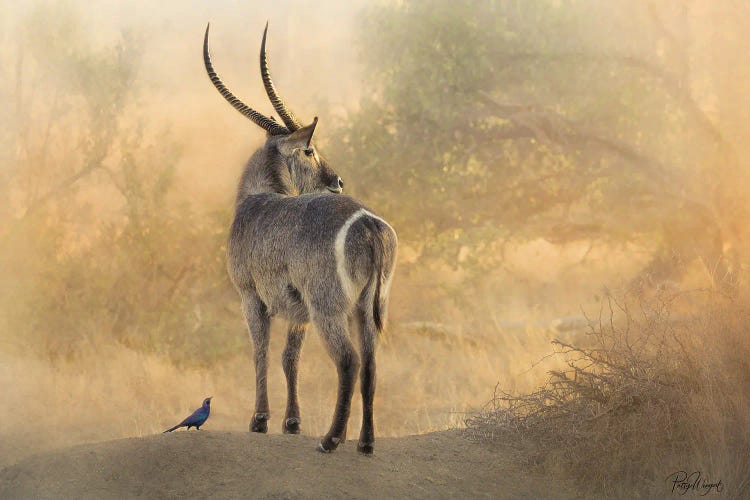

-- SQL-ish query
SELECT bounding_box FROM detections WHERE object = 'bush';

[466,286,750,498]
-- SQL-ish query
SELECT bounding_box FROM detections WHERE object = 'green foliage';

[0,3,242,365]
[329,0,734,280]
[3,1,748,364]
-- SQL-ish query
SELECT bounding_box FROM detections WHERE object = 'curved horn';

[203,23,289,136]
[260,22,303,131]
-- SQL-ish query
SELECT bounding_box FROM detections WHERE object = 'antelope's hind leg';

[282,323,306,434]
[315,315,360,453]
[242,293,272,433]
[356,306,377,454]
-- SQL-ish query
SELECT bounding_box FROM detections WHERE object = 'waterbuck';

[203,23,397,454]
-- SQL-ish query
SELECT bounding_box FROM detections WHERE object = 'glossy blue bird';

[163,397,212,433]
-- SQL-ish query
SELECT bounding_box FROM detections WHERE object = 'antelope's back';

[227,193,394,317]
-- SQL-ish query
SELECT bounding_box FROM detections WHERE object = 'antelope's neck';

[235,149,294,207]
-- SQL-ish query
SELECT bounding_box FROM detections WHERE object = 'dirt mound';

[0,430,570,498]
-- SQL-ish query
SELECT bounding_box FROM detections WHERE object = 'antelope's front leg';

[315,315,360,453]
[242,294,271,433]
[282,323,306,434]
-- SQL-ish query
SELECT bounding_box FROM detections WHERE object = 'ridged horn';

[203,23,289,136]
[260,22,303,132]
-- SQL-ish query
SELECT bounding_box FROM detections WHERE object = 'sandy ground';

[0,430,574,499]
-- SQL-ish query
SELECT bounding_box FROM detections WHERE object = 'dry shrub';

[466,286,750,498]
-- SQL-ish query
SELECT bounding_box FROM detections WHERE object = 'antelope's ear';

[277,117,318,155]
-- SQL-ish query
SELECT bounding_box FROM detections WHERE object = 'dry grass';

[466,286,750,498]
[0,312,570,469]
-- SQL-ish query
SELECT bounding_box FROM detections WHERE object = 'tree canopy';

[331,0,748,287]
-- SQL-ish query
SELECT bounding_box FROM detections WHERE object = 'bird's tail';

[163,424,181,433]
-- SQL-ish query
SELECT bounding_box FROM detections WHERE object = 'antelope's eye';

[304,148,314,157]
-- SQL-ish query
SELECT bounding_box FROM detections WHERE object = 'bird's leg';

[282,323,306,434]
[242,293,271,433]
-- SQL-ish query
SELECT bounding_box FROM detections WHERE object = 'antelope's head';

[203,23,343,196]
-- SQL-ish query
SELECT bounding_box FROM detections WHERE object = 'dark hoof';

[317,435,342,453]
[283,417,300,434]
[250,413,269,433]
[357,442,374,455]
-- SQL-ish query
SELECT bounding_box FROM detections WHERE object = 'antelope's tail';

[361,215,397,334]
